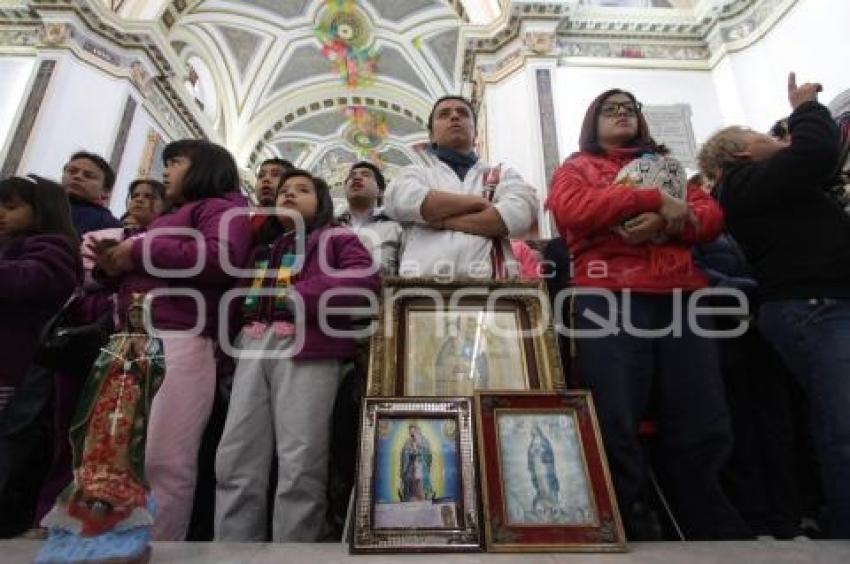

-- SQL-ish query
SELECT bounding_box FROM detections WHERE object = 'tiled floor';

[5,539,850,563]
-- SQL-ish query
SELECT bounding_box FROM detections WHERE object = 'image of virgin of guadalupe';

[398,424,434,502]
[433,315,490,392]
[527,424,560,518]
[38,296,164,564]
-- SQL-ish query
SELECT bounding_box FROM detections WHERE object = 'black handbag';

[33,294,113,376]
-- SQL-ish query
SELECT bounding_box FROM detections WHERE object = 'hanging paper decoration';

[314,0,378,88]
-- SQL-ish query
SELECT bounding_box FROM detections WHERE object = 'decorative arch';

[168,25,236,143]
[829,88,850,118]
[248,94,429,168]
[167,0,462,168]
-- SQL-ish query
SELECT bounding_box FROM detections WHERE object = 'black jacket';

[69,195,121,237]
[719,101,850,300]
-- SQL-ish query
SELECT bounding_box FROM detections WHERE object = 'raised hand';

[105,239,135,274]
[788,71,822,110]
[84,238,134,276]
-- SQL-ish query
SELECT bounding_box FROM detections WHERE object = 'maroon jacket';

[239,225,381,360]
[114,192,252,338]
[0,234,81,389]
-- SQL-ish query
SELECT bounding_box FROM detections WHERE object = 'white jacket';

[384,157,538,279]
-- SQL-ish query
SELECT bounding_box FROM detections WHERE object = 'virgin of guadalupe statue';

[37,295,164,564]
[527,424,560,519]
[398,424,434,502]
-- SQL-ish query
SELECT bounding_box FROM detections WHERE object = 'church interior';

[1,0,846,230]
[1,0,850,562]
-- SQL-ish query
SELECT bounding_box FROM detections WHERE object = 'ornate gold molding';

[462,0,800,84]
[0,0,206,140]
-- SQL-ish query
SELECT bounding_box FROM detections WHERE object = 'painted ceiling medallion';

[344,105,388,159]
[314,0,378,88]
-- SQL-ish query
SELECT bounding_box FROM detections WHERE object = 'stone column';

[1,59,56,177]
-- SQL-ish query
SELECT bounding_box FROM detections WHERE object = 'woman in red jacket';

[547,89,748,540]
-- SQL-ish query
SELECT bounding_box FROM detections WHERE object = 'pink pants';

[145,335,216,540]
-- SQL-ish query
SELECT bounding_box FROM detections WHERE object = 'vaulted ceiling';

[83,0,748,185]
[166,0,469,182]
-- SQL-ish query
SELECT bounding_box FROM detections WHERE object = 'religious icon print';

[372,417,461,529]
[404,309,528,396]
[496,411,596,526]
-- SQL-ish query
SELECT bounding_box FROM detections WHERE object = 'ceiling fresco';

[165,0,466,187]
[23,0,781,192]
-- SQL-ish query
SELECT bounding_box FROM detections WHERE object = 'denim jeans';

[759,298,850,538]
[573,292,748,540]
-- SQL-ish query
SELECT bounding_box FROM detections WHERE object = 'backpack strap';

[482,165,509,279]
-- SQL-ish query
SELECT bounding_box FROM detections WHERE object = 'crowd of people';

[1,72,849,544]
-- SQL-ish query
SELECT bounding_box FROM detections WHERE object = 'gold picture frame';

[351,397,482,553]
[137,130,166,179]
[367,278,565,397]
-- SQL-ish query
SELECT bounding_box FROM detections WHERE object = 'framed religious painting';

[475,391,626,553]
[367,278,565,397]
[351,397,482,553]
[137,130,166,180]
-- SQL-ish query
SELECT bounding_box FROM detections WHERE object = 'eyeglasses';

[599,101,642,117]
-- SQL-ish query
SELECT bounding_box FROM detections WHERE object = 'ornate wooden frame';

[366,278,566,397]
[475,391,626,553]
[137,129,166,178]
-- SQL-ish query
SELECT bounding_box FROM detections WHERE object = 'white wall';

[9,53,175,219]
[484,66,550,233]
[485,68,543,190]
[17,54,129,182]
[483,0,846,194]
[709,56,747,126]
[552,66,725,160]
[715,0,850,132]
[0,57,36,161]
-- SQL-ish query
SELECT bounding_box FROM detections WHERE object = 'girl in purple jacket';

[214,169,380,542]
[86,140,252,540]
[0,176,80,412]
